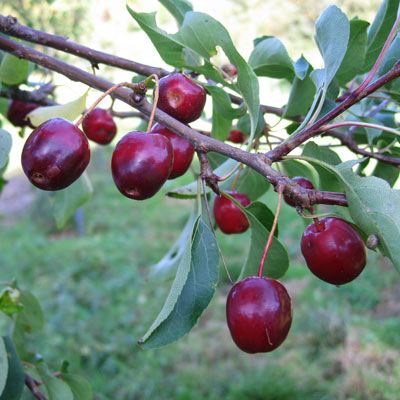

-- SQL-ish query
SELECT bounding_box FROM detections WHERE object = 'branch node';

[197,151,220,195]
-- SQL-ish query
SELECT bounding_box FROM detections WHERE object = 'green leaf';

[11,290,44,361]
[36,363,74,400]
[248,37,295,80]
[0,53,29,86]
[378,33,400,76]
[14,290,44,334]
[0,129,12,169]
[356,116,384,146]
[211,103,232,141]
[246,201,278,237]
[335,160,400,271]
[0,337,24,400]
[204,84,246,120]
[159,0,193,25]
[27,92,88,127]
[127,7,260,138]
[61,374,92,400]
[302,142,343,192]
[177,12,260,140]
[233,167,271,201]
[0,288,23,315]
[284,56,316,117]
[336,18,369,85]
[293,55,310,80]
[362,0,400,73]
[127,8,187,67]
[149,207,198,281]
[50,172,93,229]
[139,217,219,349]
[314,5,350,88]
[0,98,9,118]
[0,338,8,397]
[235,110,265,137]
[372,157,400,187]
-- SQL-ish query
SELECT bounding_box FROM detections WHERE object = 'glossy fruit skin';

[111,131,173,200]
[301,217,367,285]
[157,73,206,123]
[150,123,194,179]
[7,100,40,128]
[82,108,117,145]
[284,176,315,207]
[226,276,292,354]
[213,191,250,234]
[21,118,90,191]
[227,129,246,144]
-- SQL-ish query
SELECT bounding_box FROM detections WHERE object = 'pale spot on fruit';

[31,172,46,184]
[125,187,140,197]
[167,91,183,108]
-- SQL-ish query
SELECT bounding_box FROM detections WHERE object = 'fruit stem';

[313,217,324,232]
[258,184,284,278]
[230,163,244,191]
[201,179,234,285]
[146,74,159,133]
[75,81,145,127]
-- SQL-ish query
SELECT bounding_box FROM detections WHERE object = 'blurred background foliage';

[1,0,399,399]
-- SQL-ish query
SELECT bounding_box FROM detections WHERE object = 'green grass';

[1,148,400,400]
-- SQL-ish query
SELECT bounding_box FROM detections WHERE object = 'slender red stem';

[146,74,159,133]
[258,185,284,278]
[230,164,244,191]
[75,81,142,127]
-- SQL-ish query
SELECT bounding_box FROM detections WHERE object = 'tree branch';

[268,61,400,161]
[327,129,400,167]
[0,83,57,105]
[0,14,169,78]
[0,34,347,207]
[0,14,302,122]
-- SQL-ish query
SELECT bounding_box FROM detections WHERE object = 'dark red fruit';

[221,63,238,77]
[111,131,173,200]
[227,129,246,144]
[82,108,117,145]
[157,73,206,123]
[7,100,40,128]
[21,118,90,191]
[150,122,194,179]
[284,176,315,207]
[213,191,250,234]
[226,276,292,353]
[301,217,367,285]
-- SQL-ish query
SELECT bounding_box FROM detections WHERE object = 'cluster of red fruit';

[112,73,205,199]
[7,73,367,355]
[9,73,204,195]
[216,177,366,353]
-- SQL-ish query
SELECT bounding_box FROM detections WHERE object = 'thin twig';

[24,373,48,400]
